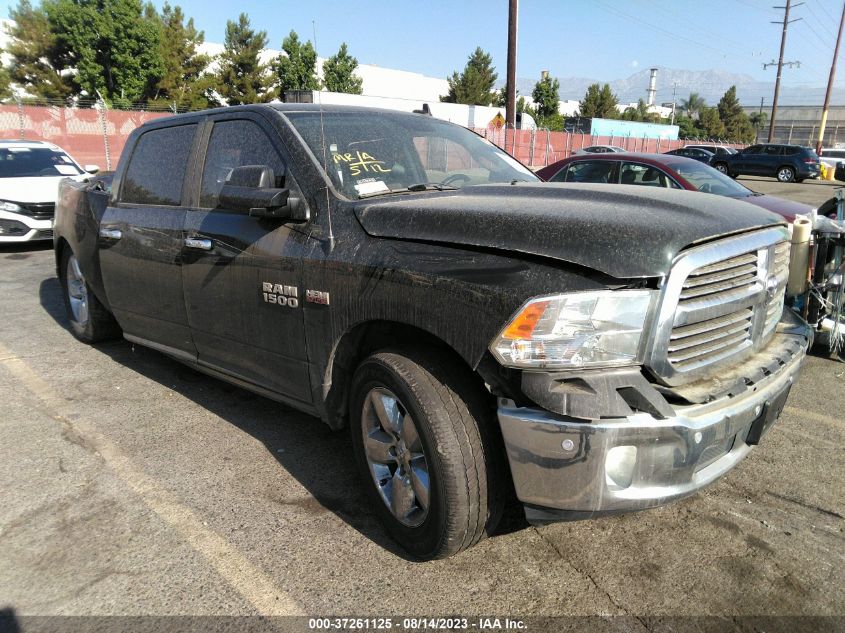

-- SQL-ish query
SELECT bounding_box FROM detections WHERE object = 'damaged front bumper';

[497,326,810,524]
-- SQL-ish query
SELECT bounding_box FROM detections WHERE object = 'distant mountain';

[514,66,842,107]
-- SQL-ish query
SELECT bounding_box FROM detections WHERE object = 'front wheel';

[777,166,796,182]
[349,348,502,559]
[59,247,120,343]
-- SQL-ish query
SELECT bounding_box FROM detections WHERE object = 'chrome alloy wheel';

[361,387,430,527]
[66,254,89,326]
[777,167,794,182]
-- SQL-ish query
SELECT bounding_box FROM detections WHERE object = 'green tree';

[698,106,726,139]
[6,0,76,100]
[322,42,362,94]
[46,0,164,106]
[620,98,651,122]
[215,13,271,105]
[272,30,320,97]
[493,82,519,108]
[675,115,702,139]
[440,47,497,105]
[749,110,768,141]
[680,92,706,120]
[717,85,755,142]
[150,3,215,110]
[0,55,12,100]
[577,83,619,119]
[531,74,560,120]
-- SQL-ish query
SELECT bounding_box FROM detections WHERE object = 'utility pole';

[767,0,802,142]
[816,1,845,154]
[505,0,518,146]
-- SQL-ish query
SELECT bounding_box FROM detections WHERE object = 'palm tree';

[680,93,707,120]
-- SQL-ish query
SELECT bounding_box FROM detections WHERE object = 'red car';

[536,152,812,222]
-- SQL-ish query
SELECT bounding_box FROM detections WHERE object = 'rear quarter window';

[121,124,196,206]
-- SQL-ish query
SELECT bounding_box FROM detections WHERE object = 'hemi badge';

[306,290,330,305]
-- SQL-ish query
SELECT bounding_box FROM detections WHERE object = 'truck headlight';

[0,201,23,213]
[489,290,655,369]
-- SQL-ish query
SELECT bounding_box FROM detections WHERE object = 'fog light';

[605,445,637,490]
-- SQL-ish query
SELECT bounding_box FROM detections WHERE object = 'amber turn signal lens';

[501,300,550,340]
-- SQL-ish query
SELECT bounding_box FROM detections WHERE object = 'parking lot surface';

[1,178,843,626]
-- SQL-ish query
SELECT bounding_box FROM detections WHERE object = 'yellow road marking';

[784,406,845,432]
[0,344,303,616]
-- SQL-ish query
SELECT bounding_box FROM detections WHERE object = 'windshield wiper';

[357,182,459,199]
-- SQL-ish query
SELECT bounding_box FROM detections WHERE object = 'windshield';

[0,147,83,178]
[285,111,537,199]
[669,160,753,197]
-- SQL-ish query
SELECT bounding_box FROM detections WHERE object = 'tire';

[349,347,502,559]
[714,162,729,175]
[59,246,120,343]
[777,166,795,183]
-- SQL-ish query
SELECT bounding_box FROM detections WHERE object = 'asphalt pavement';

[0,178,843,631]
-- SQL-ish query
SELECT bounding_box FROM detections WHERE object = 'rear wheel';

[59,247,120,343]
[714,162,729,175]
[777,166,796,182]
[349,348,502,559]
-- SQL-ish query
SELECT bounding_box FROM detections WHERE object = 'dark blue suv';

[712,144,821,183]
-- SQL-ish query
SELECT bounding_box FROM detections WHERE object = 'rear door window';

[121,124,196,206]
[200,119,287,209]
[559,160,617,183]
[620,162,681,188]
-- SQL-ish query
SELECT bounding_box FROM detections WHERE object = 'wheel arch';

[321,319,489,430]
[54,236,69,277]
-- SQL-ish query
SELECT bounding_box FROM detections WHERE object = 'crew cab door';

[98,122,200,359]
[180,115,314,405]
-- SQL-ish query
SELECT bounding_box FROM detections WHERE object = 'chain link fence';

[480,126,747,168]
[0,102,748,172]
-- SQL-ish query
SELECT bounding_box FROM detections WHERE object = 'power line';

[804,2,838,39]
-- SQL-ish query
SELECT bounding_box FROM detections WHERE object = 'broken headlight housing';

[489,290,655,369]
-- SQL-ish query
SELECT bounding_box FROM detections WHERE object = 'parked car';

[54,104,809,559]
[574,144,626,155]
[819,147,845,171]
[684,144,737,156]
[536,152,813,221]
[0,139,98,243]
[664,147,715,164]
[712,143,821,183]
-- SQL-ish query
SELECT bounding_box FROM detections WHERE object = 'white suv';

[819,147,845,171]
[0,140,98,243]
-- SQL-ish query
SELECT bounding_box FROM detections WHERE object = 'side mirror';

[84,164,100,174]
[218,165,308,222]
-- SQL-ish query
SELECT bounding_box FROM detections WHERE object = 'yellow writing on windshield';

[332,150,392,177]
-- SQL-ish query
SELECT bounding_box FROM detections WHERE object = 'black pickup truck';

[54,104,811,559]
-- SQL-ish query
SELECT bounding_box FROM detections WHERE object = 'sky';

[1,0,842,91]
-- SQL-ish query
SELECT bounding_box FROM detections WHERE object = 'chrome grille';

[667,307,753,369]
[680,253,758,301]
[649,228,790,385]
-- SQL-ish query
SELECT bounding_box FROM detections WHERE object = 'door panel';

[181,117,314,403]
[99,123,198,356]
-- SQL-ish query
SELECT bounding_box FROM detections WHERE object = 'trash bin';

[836,161,845,183]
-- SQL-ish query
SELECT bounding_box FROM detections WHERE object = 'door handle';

[99,228,122,240]
[185,237,213,251]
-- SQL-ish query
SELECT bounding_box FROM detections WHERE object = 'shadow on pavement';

[38,278,527,561]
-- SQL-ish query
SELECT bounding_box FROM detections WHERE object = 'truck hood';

[0,175,89,204]
[353,183,785,279]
